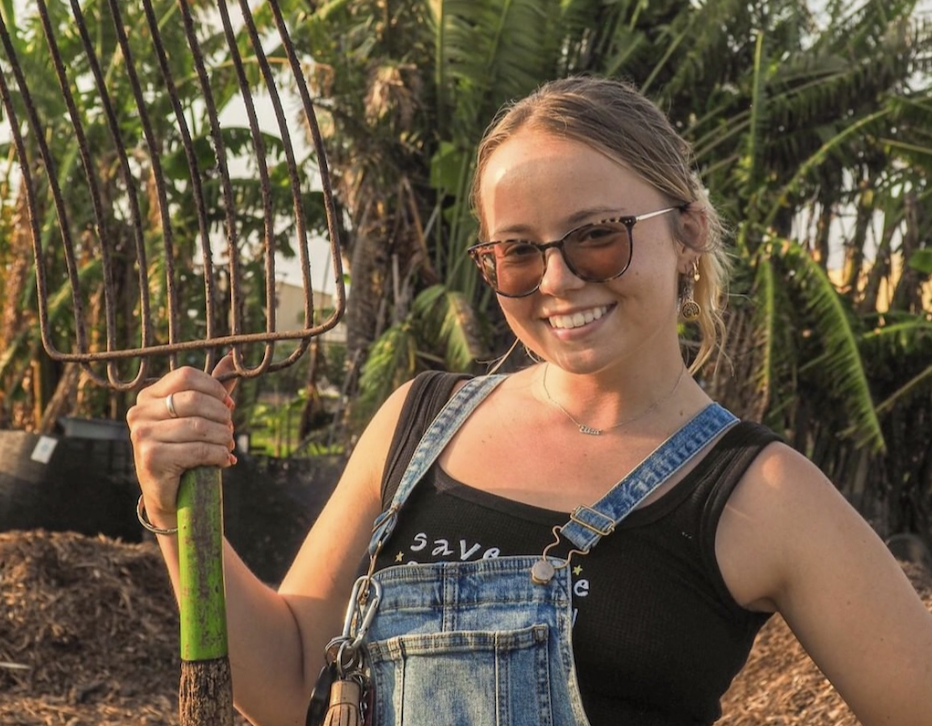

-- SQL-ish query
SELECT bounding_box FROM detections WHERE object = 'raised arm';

[127,359,414,726]
[718,443,932,726]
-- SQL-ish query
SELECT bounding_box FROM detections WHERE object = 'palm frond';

[746,32,767,186]
[763,108,891,230]
[355,322,419,421]
[411,284,486,370]
[557,0,646,77]
[861,319,932,416]
[749,253,777,414]
[875,365,932,417]
[779,239,884,450]
[646,0,751,98]
[433,0,563,143]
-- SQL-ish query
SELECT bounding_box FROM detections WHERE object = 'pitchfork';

[0,1,344,723]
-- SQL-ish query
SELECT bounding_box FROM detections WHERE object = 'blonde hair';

[471,76,729,371]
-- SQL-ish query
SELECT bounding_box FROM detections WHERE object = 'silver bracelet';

[136,494,178,535]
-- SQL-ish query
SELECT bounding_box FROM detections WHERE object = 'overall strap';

[368,374,506,557]
[558,403,739,552]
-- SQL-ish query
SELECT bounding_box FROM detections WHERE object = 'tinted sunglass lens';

[563,223,631,282]
[473,221,633,296]
[487,243,544,296]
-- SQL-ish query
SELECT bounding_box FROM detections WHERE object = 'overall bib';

[362,375,738,726]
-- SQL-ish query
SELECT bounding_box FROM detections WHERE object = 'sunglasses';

[468,205,685,298]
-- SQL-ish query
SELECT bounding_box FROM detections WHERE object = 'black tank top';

[374,372,778,726]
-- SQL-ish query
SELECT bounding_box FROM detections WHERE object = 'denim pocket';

[368,624,553,726]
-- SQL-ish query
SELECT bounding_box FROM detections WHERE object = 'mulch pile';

[1,529,930,726]
[0,530,250,726]
[720,559,932,726]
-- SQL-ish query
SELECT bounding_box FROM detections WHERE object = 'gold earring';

[680,261,701,322]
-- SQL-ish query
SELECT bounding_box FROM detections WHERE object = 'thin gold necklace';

[541,363,687,436]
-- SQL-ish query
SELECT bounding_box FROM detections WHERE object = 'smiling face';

[478,128,696,376]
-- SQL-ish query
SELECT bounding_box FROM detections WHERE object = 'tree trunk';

[37,363,83,435]
[860,213,897,313]
[343,219,391,402]
[0,188,37,426]
[843,181,873,294]
[891,191,925,313]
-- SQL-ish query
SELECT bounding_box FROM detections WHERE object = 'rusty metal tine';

[0,8,102,383]
[65,0,150,390]
[106,0,180,371]
[267,0,346,322]
[38,0,116,367]
[234,0,315,374]
[1,0,345,383]
[140,0,218,366]
[215,0,276,379]
[177,0,238,375]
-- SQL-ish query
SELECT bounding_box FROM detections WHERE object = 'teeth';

[549,306,609,330]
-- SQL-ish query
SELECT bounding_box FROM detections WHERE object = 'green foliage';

[779,239,884,451]
[909,249,932,275]
[861,319,932,417]
[249,393,307,458]
[354,283,486,423]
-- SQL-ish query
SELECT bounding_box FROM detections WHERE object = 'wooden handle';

[178,467,233,726]
[176,466,233,726]
[177,466,228,661]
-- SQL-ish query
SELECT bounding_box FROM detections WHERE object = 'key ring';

[326,637,364,679]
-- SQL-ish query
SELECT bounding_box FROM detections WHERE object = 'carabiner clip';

[340,575,383,648]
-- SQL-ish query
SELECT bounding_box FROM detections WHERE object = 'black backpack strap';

[379,371,471,510]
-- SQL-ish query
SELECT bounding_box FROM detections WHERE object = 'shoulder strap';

[369,374,506,557]
[558,403,739,552]
[380,371,470,510]
[700,420,782,524]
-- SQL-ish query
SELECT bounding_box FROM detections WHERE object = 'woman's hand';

[126,356,238,525]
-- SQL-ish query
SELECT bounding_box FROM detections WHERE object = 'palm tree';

[280,0,932,535]
[682,0,932,534]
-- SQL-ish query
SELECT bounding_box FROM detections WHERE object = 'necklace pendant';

[578,424,602,436]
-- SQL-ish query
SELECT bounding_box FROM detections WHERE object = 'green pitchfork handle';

[176,466,234,726]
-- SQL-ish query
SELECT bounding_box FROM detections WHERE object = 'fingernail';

[224,395,236,410]
[228,453,238,466]
[227,420,235,432]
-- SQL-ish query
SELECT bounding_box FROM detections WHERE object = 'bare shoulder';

[718,441,932,726]
[278,378,415,595]
[718,440,903,607]
[719,443,873,573]
[274,379,420,678]
[342,372,472,502]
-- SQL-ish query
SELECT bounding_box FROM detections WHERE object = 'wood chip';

[1,530,929,724]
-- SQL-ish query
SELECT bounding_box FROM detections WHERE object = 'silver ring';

[165,392,179,419]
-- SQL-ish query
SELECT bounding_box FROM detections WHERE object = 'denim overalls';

[361,375,738,726]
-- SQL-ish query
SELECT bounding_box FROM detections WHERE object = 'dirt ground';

[1,529,930,726]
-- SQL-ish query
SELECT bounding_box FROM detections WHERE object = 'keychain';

[306,576,382,726]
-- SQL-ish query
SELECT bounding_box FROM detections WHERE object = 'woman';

[127,77,932,726]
